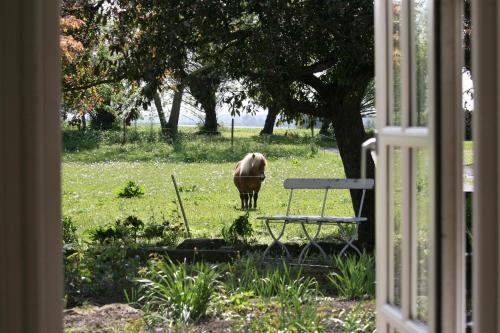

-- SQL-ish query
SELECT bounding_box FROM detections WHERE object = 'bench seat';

[256,178,374,261]
[257,215,367,224]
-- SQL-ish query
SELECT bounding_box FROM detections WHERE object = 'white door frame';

[375,0,437,331]
[376,0,500,331]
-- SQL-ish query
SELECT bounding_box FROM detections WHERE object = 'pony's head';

[240,152,267,181]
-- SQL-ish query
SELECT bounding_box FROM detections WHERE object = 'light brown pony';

[233,152,267,209]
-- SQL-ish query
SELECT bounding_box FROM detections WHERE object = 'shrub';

[88,222,128,244]
[142,219,183,247]
[122,215,144,240]
[221,213,254,246]
[115,180,144,198]
[327,252,375,299]
[137,259,220,324]
[62,216,78,245]
[64,242,141,307]
[89,107,118,130]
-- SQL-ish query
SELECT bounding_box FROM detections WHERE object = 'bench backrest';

[283,178,374,190]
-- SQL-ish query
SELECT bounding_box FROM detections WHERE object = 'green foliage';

[89,107,119,130]
[224,257,318,300]
[137,259,220,324]
[115,180,145,198]
[245,300,324,333]
[64,241,141,307]
[62,126,336,163]
[334,304,376,333]
[327,252,376,299]
[142,217,184,247]
[221,213,254,245]
[87,215,182,248]
[62,216,78,245]
[88,220,130,244]
[224,257,323,332]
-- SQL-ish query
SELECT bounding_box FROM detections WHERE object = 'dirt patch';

[65,299,374,332]
[64,303,142,332]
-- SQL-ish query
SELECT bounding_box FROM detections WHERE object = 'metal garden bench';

[257,178,375,263]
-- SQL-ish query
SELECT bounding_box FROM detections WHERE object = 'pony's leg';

[248,192,254,209]
[253,191,258,208]
[240,192,245,209]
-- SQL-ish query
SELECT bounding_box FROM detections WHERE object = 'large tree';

[63,0,377,250]
[221,1,376,250]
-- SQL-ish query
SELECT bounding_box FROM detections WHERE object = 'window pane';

[391,147,403,306]
[413,0,430,126]
[415,148,430,323]
[392,0,402,125]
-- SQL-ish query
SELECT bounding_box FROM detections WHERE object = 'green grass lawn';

[63,126,354,243]
[464,140,473,166]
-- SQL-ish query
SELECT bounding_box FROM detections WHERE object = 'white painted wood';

[375,0,437,330]
[257,216,367,223]
[375,0,390,329]
[401,0,411,129]
[283,178,375,190]
[402,147,411,320]
[438,0,465,331]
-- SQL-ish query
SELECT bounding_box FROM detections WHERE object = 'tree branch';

[63,75,127,92]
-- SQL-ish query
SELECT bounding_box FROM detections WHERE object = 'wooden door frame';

[0,1,62,332]
[0,0,498,332]
[436,0,465,332]
[471,0,500,331]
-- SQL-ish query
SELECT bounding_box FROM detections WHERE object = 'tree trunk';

[166,85,184,137]
[81,113,86,131]
[203,101,218,134]
[319,119,331,136]
[121,119,126,145]
[260,105,279,135]
[153,90,168,137]
[187,72,220,135]
[329,95,375,252]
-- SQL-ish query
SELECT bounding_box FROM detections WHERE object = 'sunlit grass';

[62,126,353,243]
[464,140,473,166]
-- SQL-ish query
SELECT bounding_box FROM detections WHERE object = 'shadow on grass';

[63,127,337,163]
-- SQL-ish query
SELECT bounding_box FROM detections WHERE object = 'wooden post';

[171,174,191,237]
[231,118,234,148]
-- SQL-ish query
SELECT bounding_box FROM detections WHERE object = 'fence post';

[231,118,234,149]
[171,174,191,237]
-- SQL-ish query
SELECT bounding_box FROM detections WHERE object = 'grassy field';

[63,126,355,243]
[463,141,473,166]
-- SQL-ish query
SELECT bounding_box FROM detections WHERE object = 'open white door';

[374,0,437,331]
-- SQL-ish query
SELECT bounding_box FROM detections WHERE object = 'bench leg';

[262,220,291,259]
[338,224,362,256]
[298,222,327,263]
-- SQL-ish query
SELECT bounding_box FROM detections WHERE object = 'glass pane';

[392,0,402,125]
[391,147,403,306]
[413,0,430,126]
[415,148,430,323]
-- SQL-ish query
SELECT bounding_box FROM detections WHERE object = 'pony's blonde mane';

[240,153,266,176]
